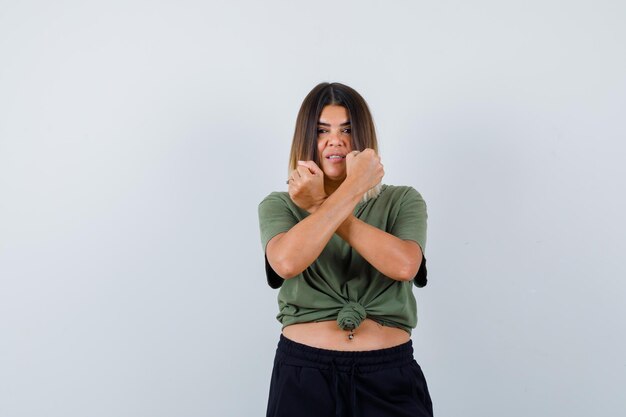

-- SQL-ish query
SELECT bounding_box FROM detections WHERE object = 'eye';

[317,128,328,134]
[342,128,352,134]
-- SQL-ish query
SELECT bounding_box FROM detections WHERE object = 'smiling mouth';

[326,155,346,160]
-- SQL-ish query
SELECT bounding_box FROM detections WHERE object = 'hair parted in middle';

[288,82,381,201]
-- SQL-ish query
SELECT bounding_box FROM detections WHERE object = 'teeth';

[328,155,344,159]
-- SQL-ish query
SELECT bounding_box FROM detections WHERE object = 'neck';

[324,178,344,196]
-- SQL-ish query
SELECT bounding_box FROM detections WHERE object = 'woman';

[258,82,433,417]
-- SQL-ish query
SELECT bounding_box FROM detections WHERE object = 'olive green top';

[258,184,428,334]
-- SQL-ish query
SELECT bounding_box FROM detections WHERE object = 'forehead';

[318,105,349,124]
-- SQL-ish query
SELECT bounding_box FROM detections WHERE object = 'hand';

[345,149,384,194]
[288,161,327,213]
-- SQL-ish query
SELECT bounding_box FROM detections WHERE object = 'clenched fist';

[345,149,384,194]
[288,161,327,213]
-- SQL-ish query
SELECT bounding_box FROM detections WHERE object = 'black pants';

[266,335,433,417]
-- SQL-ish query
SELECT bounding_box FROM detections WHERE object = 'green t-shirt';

[258,184,428,334]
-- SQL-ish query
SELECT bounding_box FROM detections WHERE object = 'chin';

[321,165,346,182]
[325,173,346,182]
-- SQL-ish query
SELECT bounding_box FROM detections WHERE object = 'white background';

[1,1,625,416]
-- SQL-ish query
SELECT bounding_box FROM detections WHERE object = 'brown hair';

[288,82,379,171]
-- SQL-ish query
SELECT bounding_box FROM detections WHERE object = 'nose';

[328,132,346,147]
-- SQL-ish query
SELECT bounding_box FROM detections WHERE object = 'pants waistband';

[276,334,414,373]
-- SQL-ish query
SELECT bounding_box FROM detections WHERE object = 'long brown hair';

[288,82,381,200]
[288,82,379,170]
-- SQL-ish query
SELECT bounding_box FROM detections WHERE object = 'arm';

[335,215,423,281]
[267,150,383,279]
[266,179,362,279]
[288,154,424,281]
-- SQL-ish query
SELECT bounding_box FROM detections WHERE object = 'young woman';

[258,82,433,417]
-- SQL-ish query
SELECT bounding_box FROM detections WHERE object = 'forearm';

[267,180,363,278]
[335,215,423,281]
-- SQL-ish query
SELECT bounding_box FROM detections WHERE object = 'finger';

[346,150,359,162]
[288,169,302,181]
[296,165,313,178]
[286,168,301,184]
[297,160,323,176]
[288,179,300,193]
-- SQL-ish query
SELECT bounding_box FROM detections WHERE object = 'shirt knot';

[337,302,366,331]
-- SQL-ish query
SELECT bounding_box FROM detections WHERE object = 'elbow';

[390,242,423,281]
[392,253,423,282]
[269,257,302,280]
[265,234,306,279]
[277,267,300,280]
[394,263,419,281]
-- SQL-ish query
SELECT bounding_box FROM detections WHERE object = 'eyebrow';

[318,120,351,127]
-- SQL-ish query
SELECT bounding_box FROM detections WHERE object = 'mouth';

[325,154,346,160]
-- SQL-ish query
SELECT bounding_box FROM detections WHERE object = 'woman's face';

[317,105,353,182]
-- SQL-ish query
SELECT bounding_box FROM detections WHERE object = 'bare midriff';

[282,318,410,351]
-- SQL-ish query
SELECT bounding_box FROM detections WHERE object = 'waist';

[282,318,411,351]
[276,333,414,372]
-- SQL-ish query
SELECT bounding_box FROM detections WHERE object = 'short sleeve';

[258,193,298,250]
[258,193,299,289]
[390,187,429,287]
[390,187,427,251]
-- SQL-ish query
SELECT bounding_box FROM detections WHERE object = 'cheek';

[317,140,325,156]
[344,136,353,151]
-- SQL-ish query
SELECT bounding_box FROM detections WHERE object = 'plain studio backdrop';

[1,1,625,416]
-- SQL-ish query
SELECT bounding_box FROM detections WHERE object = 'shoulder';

[259,191,290,206]
[378,184,426,204]
[258,191,306,219]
